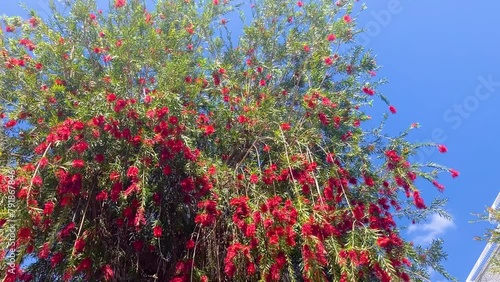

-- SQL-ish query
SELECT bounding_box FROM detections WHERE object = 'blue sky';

[356,1,500,281]
[3,0,500,281]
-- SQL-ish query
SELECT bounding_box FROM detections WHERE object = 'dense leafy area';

[0,0,458,281]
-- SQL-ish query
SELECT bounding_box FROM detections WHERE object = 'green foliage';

[0,0,458,281]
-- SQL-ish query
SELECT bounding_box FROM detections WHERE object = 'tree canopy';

[0,0,458,281]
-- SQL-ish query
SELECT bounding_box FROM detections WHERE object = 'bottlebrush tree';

[0,0,458,281]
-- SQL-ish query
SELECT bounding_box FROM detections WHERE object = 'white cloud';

[407,213,455,245]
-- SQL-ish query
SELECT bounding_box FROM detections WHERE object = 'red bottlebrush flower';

[96,191,108,201]
[114,99,127,112]
[106,93,116,102]
[237,115,248,123]
[263,144,271,152]
[318,112,329,125]
[326,152,335,163]
[39,242,50,259]
[4,119,16,128]
[432,180,445,192]
[324,57,334,65]
[450,169,459,178]
[74,238,85,253]
[59,222,76,239]
[153,225,163,237]
[35,62,43,70]
[249,174,259,184]
[437,144,447,153]
[186,239,195,249]
[126,166,139,178]
[389,105,397,114]
[343,15,352,23]
[43,201,55,215]
[244,223,257,238]
[362,86,375,95]
[109,171,120,182]
[204,125,215,135]
[29,17,38,27]
[208,165,217,175]
[18,227,32,243]
[247,262,256,274]
[353,204,365,221]
[72,159,85,168]
[413,190,426,209]
[195,213,215,226]
[364,175,375,187]
[102,264,114,281]
[114,0,126,8]
[303,44,310,52]
[213,0,220,4]
[327,33,336,41]
[297,1,303,7]
[259,79,266,86]
[73,121,84,131]
[76,257,92,272]
[143,95,152,103]
[161,165,171,176]
[169,116,178,124]
[123,183,138,197]
[180,177,195,192]
[201,275,208,282]
[54,78,65,85]
[376,236,391,248]
[72,140,89,153]
[281,122,291,131]
[51,252,64,268]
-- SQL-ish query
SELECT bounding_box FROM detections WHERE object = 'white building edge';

[467,193,500,282]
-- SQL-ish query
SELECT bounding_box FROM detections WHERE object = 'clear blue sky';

[3,0,500,281]
[356,1,500,281]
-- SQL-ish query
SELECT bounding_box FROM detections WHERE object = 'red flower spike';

[432,180,445,192]
[4,119,16,128]
[102,265,114,281]
[153,225,163,238]
[281,123,291,131]
[413,191,426,209]
[72,159,85,168]
[114,0,126,8]
[437,144,448,153]
[362,86,375,95]
[126,166,139,178]
[186,239,195,249]
[74,238,85,253]
[324,57,334,65]
[389,105,397,114]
